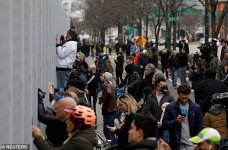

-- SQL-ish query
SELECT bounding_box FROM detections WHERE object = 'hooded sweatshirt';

[204,104,228,138]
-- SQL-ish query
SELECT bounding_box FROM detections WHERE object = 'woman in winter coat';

[107,94,139,150]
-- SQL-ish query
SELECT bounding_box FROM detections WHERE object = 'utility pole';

[205,0,209,43]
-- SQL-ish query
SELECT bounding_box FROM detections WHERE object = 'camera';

[60,35,65,44]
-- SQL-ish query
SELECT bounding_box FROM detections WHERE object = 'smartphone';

[181,113,187,117]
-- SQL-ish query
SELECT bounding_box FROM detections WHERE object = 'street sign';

[169,17,179,22]
[129,27,134,36]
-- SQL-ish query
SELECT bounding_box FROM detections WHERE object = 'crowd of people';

[31,29,228,150]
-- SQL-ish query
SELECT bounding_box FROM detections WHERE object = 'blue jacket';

[162,99,203,150]
[138,55,148,68]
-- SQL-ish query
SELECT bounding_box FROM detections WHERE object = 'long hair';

[118,94,139,113]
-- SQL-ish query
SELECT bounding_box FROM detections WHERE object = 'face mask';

[160,86,168,93]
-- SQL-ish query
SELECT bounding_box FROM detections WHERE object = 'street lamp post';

[205,0,209,43]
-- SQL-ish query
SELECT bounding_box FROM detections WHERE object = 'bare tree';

[180,13,201,41]
[84,0,134,43]
[149,0,164,50]
[158,0,197,50]
[198,0,228,38]
[71,19,87,33]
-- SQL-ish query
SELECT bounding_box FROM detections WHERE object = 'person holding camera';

[56,29,78,88]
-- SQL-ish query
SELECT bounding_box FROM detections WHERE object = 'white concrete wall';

[0,0,70,146]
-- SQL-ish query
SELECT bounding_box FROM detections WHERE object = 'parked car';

[199,38,219,46]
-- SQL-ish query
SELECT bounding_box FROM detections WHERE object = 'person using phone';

[106,94,139,150]
[162,84,203,150]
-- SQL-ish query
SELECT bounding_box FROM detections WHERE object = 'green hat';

[189,128,221,145]
[155,71,165,82]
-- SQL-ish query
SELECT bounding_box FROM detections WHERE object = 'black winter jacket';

[125,138,157,150]
[38,100,67,147]
[87,73,100,95]
[115,53,124,71]
[189,69,205,91]
[118,71,141,101]
[177,52,188,67]
[159,50,170,66]
[142,91,175,120]
[137,72,154,99]
[114,113,134,150]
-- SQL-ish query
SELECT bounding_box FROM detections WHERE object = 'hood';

[125,138,157,150]
[208,104,224,115]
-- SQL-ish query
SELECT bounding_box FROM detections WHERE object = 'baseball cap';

[104,72,113,84]
[142,50,147,54]
[189,127,221,145]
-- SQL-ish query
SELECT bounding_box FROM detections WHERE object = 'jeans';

[171,67,178,86]
[179,66,187,84]
[161,64,169,78]
[103,112,117,145]
[56,70,71,88]
[88,94,97,114]
[161,130,169,143]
